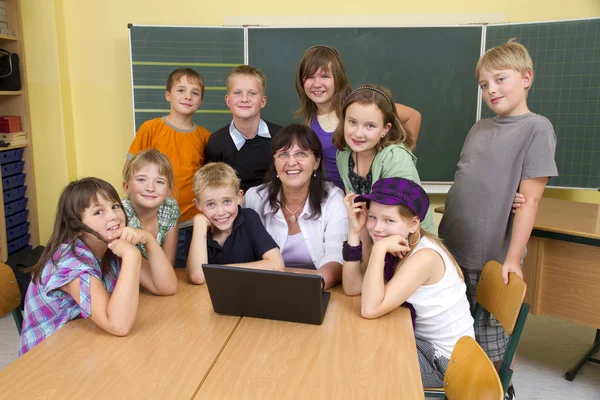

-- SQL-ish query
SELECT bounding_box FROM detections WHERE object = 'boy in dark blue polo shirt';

[186,162,284,284]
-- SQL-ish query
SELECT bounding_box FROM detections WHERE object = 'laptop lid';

[202,264,331,325]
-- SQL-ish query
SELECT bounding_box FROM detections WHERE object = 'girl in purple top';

[19,178,178,355]
[294,45,422,191]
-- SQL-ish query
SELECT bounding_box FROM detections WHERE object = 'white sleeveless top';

[405,236,474,359]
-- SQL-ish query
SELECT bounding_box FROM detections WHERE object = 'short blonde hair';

[476,39,534,90]
[124,149,174,189]
[226,65,267,95]
[193,162,240,197]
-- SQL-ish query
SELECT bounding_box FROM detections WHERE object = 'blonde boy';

[186,162,284,285]
[205,65,281,193]
[439,39,558,400]
[126,68,211,268]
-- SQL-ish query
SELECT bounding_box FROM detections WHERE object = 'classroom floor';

[1,312,599,399]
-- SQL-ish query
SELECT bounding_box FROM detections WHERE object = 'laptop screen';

[201,264,331,325]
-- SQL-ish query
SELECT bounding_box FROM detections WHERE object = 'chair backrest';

[474,260,529,392]
[0,262,22,317]
[475,260,526,336]
[444,336,503,400]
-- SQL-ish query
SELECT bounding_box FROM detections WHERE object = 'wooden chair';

[474,260,529,392]
[425,260,529,398]
[0,262,24,334]
[444,336,503,400]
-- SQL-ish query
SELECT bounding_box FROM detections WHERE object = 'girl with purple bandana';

[342,177,473,388]
[294,46,421,190]
[19,178,178,355]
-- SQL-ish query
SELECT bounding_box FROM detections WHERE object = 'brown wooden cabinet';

[0,0,38,261]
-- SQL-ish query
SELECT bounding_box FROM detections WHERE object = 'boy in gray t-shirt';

[439,39,557,400]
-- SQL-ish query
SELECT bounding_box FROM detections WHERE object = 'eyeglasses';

[274,151,313,161]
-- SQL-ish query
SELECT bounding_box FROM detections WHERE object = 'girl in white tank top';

[342,177,473,387]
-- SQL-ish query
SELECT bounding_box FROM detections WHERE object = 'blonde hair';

[166,68,205,99]
[226,65,267,95]
[332,84,414,151]
[193,162,240,197]
[475,38,534,90]
[396,204,464,280]
[123,149,175,190]
[294,46,352,125]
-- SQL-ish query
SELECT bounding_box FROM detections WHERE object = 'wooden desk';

[0,270,240,399]
[520,198,600,381]
[436,198,600,380]
[195,286,424,399]
[520,198,600,324]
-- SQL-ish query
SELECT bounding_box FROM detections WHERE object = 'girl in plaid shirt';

[122,149,180,267]
[19,177,177,355]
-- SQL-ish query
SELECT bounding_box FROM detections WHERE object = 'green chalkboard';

[248,27,482,182]
[129,20,598,188]
[129,26,244,133]
[486,19,600,189]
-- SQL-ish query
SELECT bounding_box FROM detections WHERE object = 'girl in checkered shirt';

[122,149,180,267]
[19,177,177,355]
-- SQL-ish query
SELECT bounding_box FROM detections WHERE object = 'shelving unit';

[0,0,38,261]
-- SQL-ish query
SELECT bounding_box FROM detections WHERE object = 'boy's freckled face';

[195,186,242,234]
[166,76,203,116]
[225,74,266,121]
[478,68,531,117]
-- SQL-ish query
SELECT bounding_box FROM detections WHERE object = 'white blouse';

[244,182,348,269]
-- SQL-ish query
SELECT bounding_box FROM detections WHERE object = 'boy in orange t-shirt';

[126,68,210,268]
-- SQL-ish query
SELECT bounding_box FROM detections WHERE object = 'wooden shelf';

[0,34,17,41]
[0,142,27,150]
[0,91,22,95]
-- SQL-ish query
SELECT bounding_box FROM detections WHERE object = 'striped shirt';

[19,239,120,356]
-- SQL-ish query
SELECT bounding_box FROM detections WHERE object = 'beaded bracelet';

[343,241,362,262]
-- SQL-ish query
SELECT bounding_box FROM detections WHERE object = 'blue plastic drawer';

[3,185,26,203]
[2,173,25,190]
[5,209,28,229]
[1,160,24,178]
[4,197,27,216]
[0,148,24,165]
[7,233,30,256]
[6,221,29,242]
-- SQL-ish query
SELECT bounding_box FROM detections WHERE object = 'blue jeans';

[175,225,193,268]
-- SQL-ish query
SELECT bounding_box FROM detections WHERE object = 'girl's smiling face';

[303,65,335,114]
[344,102,391,155]
[81,194,126,242]
[366,202,417,242]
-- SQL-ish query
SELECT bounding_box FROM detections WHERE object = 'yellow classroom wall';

[20,0,600,243]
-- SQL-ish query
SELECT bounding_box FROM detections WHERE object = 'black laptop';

[201,264,331,325]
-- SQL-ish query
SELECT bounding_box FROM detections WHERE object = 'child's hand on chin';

[375,235,410,258]
[194,213,214,233]
[107,239,140,260]
[118,227,153,246]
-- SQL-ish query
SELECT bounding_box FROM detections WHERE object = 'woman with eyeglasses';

[244,124,348,289]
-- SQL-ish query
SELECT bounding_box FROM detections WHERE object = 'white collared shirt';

[229,119,271,151]
[243,182,348,269]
